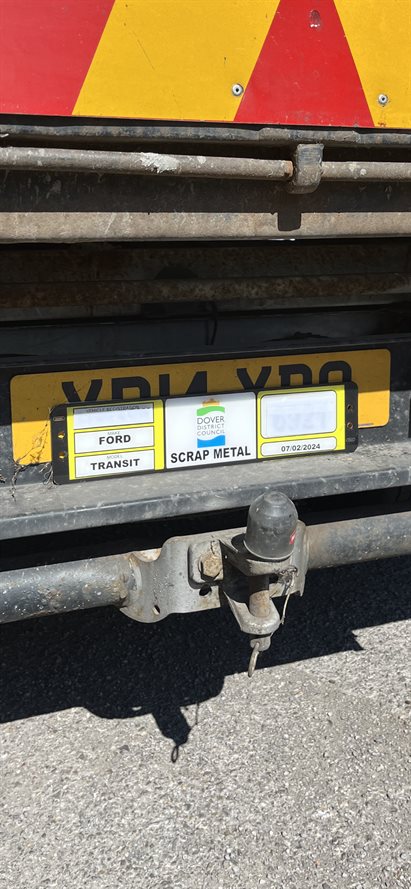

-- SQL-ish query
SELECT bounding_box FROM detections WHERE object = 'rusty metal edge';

[2,119,411,148]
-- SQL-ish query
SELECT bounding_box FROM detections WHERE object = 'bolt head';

[232,83,244,97]
[199,550,221,580]
[378,93,388,106]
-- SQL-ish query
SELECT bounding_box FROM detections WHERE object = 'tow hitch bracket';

[190,493,309,675]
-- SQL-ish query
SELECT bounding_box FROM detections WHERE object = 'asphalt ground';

[0,556,410,889]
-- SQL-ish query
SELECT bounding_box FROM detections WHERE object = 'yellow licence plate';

[10,348,390,466]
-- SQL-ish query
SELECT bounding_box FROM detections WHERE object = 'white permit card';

[165,392,256,469]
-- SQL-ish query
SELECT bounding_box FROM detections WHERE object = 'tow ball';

[200,492,308,676]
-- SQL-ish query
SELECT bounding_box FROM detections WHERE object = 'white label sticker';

[73,402,154,430]
[75,449,155,478]
[74,426,154,454]
[260,390,337,438]
[165,392,256,469]
[261,436,337,456]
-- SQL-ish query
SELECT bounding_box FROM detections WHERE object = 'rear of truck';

[1,0,411,670]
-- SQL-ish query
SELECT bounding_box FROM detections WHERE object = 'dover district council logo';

[196,398,226,448]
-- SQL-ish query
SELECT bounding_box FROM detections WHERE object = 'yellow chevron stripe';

[335,0,411,128]
[74,0,279,121]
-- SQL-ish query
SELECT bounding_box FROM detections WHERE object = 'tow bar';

[1,495,411,675]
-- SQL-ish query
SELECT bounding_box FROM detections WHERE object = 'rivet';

[378,93,389,106]
[232,83,244,97]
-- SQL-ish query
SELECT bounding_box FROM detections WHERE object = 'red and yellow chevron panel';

[1,0,410,129]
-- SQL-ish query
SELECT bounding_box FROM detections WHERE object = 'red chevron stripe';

[235,0,373,127]
[0,0,114,115]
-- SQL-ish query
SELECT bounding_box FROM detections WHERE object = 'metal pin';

[248,640,261,678]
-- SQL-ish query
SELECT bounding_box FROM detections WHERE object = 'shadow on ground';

[1,557,410,754]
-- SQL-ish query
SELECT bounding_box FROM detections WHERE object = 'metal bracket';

[286,143,324,194]
[189,522,307,590]
[219,520,307,650]
[225,594,281,637]
[221,521,308,593]
[187,518,308,663]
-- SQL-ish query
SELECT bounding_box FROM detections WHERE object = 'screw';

[232,83,244,97]
[378,93,388,106]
